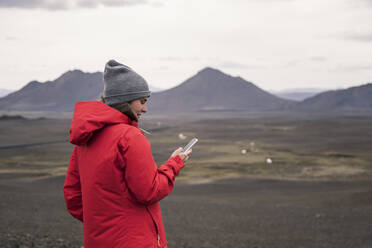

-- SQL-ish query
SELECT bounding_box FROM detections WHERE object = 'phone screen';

[183,138,198,153]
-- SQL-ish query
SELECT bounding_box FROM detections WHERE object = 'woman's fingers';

[170,147,192,162]
[171,147,183,157]
[185,148,192,156]
[179,153,189,162]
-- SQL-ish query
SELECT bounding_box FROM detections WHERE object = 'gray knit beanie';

[103,60,151,105]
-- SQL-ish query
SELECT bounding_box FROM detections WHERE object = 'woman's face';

[129,97,148,120]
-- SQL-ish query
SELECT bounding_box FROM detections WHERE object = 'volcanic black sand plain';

[0,112,372,248]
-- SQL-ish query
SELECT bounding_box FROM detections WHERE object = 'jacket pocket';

[146,207,161,247]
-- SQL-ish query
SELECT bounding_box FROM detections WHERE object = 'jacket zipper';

[146,207,161,247]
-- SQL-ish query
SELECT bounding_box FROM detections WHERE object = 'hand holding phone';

[170,138,198,162]
[183,138,198,153]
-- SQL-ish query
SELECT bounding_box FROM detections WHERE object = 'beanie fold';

[104,91,151,105]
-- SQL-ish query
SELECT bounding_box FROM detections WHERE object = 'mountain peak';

[57,69,85,80]
[55,70,103,84]
[148,66,294,112]
[360,82,372,87]
[197,67,224,76]
[28,80,41,85]
[22,80,42,90]
[65,69,84,75]
[0,70,104,111]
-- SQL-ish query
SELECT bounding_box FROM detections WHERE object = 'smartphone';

[183,138,198,153]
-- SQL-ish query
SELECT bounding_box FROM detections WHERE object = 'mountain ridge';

[295,83,372,110]
[147,67,294,112]
[0,70,104,111]
[0,68,371,113]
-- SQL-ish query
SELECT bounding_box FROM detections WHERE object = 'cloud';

[335,63,372,72]
[153,65,169,70]
[0,0,155,10]
[242,0,296,3]
[309,56,327,62]
[355,0,372,7]
[5,36,18,41]
[283,57,327,67]
[0,0,44,9]
[344,32,372,42]
[157,57,200,62]
[158,57,185,62]
[262,0,296,2]
[284,59,302,67]
[220,61,266,69]
[84,0,149,7]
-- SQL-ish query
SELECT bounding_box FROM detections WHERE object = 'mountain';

[0,70,103,111]
[271,88,328,101]
[295,83,372,110]
[147,67,294,112]
[0,70,168,112]
[0,67,295,113]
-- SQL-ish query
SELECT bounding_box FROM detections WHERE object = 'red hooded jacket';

[63,101,185,248]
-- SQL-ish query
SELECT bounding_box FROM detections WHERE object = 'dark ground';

[0,173,371,248]
[1,113,372,247]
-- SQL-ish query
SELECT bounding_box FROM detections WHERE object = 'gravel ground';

[1,174,372,248]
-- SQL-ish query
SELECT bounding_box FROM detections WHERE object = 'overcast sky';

[0,0,371,91]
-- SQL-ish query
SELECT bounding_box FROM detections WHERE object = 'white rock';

[266,158,273,164]
[178,133,187,140]
[241,149,247,154]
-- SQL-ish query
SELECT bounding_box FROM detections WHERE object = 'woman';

[63,60,191,248]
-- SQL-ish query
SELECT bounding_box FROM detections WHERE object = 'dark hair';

[100,95,138,122]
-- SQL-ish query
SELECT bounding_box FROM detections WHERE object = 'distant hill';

[295,83,372,110]
[271,88,328,101]
[147,67,294,112]
[0,70,103,111]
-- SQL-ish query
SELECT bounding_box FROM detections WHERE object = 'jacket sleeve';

[63,146,83,222]
[119,131,185,206]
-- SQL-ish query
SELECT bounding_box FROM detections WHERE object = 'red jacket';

[63,101,185,248]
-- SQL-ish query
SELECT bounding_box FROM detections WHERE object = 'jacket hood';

[69,101,138,145]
